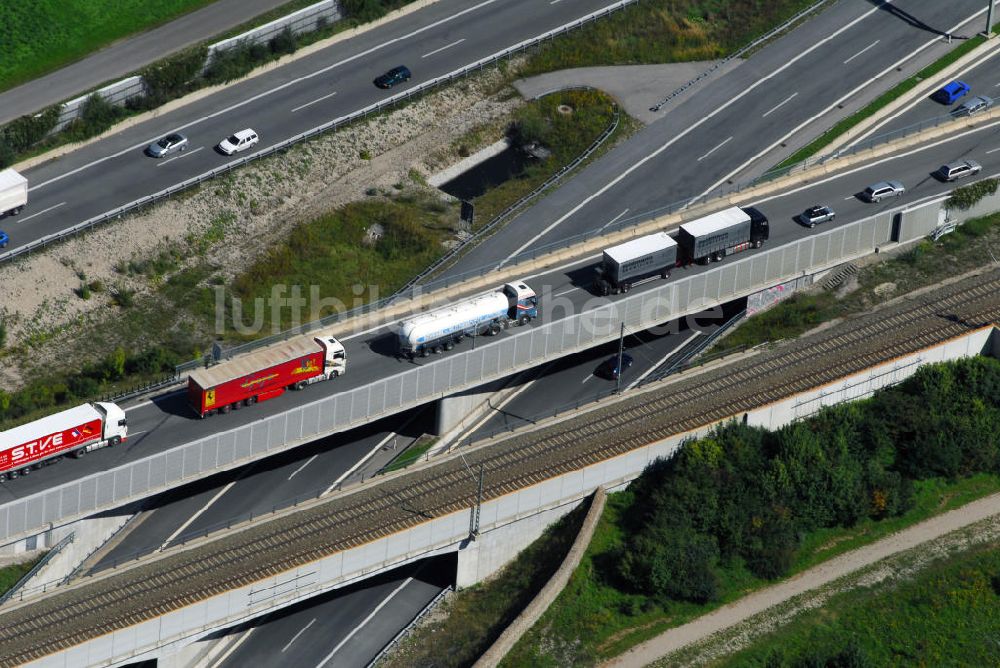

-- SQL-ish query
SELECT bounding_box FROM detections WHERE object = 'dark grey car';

[146,133,189,158]
[935,159,981,182]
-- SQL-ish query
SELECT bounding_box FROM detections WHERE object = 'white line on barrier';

[316,577,414,667]
[599,208,629,231]
[626,331,700,390]
[291,91,338,113]
[422,38,466,58]
[17,202,66,223]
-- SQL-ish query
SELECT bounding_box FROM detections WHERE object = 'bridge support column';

[434,376,513,441]
[455,499,585,588]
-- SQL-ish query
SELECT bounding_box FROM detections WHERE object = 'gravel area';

[0,67,523,390]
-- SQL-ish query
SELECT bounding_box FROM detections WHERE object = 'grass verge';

[380,502,588,668]
[382,436,437,473]
[776,34,986,169]
[0,556,43,597]
[708,534,1000,667]
[713,209,1000,354]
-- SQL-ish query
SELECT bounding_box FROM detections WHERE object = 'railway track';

[0,268,998,666]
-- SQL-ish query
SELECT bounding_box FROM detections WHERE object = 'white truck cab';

[317,336,347,378]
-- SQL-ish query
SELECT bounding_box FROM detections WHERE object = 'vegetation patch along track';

[0,270,999,666]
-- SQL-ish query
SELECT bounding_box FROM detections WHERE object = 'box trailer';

[594,232,677,295]
[188,335,346,417]
[0,169,27,218]
[677,206,768,265]
[0,402,127,480]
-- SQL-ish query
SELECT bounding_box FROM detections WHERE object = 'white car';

[217,129,259,155]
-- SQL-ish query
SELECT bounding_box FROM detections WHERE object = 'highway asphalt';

[443,0,998,278]
[0,0,293,125]
[212,557,452,668]
[6,109,1000,504]
[3,0,622,255]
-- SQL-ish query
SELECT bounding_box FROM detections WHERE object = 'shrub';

[0,319,6,349]
[112,284,135,308]
[0,106,59,167]
[140,47,207,105]
[342,0,390,22]
[947,178,999,211]
[269,27,297,56]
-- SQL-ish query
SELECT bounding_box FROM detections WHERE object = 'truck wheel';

[19,467,30,476]
[518,315,529,326]
[232,401,241,410]
[444,341,454,351]
[330,370,340,378]
[489,325,501,336]
[74,448,86,458]
[433,345,443,354]
[109,436,121,446]
[420,348,429,357]
[6,471,16,480]
[220,404,230,414]
[622,284,631,294]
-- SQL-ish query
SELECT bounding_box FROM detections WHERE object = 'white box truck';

[593,232,678,295]
[0,168,27,218]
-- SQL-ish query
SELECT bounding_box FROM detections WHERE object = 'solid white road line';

[210,628,255,667]
[323,417,417,495]
[156,146,203,166]
[16,202,66,223]
[422,38,466,58]
[452,374,541,443]
[30,0,506,193]
[694,5,993,202]
[497,1,892,265]
[599,208,630,232]
[282,618,317,653]
[987,147,1000,154]
[581,373,594,384]
[761,92,798,118]
[552,287,577,298]
[288,454,318,480]
[315,577,414,667]
[697,136,733,162]
[291,91,338,113]
[843,39,880,65]
[626,331,701,391]
[159,481,236,550]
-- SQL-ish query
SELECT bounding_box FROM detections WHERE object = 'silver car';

[798,205,835,228]
[862,180,905,203]
[954,95,993,117]
[146,133,189,158]
[936,159,981,182]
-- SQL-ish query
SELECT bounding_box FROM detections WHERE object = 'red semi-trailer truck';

[0,402,128,481]
[187,335,346,417]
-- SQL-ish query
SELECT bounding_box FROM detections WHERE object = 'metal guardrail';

[0,532,74,606]
[0,0,640,268]
[368,584,453,668]
[643,308,748,384]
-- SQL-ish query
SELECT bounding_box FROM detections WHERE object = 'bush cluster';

[0,346,180,425]
[0,106,58,167]
[615,357,1000,604]
[947,178,999,211]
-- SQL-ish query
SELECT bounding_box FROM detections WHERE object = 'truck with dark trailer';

[593,232,678,295]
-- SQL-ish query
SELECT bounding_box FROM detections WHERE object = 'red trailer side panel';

[0,417,103,473]
[189,350,325,415]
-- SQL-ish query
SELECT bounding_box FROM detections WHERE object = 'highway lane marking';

[291,91,338,113]
[159,480,236,550]
[31,0,506,192]
[282,618,317,652]
[16,202,66,223]
[451,371,543,443]
[696,136,733,162]
[694,5,993,202]
[581,372,594,384]
[552,287,576,297]
[496,1,893,265]
[761,92,797,118]
[987,147,1000,154]
[753,118,1000,204]
[155,146,203,166]
[843,39,880,65]
[422,38,466,58]
[316,577,414,667]
[323,411,421,494]
[288,454,318,480]
[625,331,700,391]
[599,208,630,232]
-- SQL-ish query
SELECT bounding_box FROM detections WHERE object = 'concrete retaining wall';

[205,1,342,68]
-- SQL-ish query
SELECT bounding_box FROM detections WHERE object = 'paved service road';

[0,0,294,125]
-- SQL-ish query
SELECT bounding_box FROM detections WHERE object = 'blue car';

[932,80,970,105]
[0,229,8,248]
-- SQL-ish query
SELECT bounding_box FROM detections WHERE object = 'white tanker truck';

[397,281,538,358]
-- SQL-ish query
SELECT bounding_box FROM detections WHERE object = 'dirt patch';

[1,66,524,389]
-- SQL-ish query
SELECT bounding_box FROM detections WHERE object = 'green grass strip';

[777,34,986,169]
